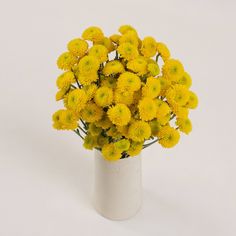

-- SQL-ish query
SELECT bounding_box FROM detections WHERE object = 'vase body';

[93,150,142,220]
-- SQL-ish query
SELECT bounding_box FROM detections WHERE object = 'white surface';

[93,151,142,220]
[0,0,236,235]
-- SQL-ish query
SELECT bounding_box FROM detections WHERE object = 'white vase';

[93,150,142,220]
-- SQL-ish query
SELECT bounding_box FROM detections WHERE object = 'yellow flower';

[176,118,192,134]
[82,26,104,43]
[97,135,109,148]
[178,72,192,88]
[119,31,139,47]
[78,72,99,86]
[82,83,98,100]
[57,52,78,70]
[107,126,122,139]
[78,55,100,74]
[138,97,157,121]
[89,44,108,63]
[149,119,161,136]
[67,38,88,57]
[142,77,161,98]
[56,71,75,90]
[102,143,122,161]
[107,104,131,126]
[101,76,117,89]
[117,42,139,61]
[127,141,143,157]
[171,104,189,119]
[156,42,170,61]
[128,120,151,142]
[141,37,157,58]
[81,102,104,122]
[103,60,125,75]
[157,126,180,148]
[155,99,171,118]
[116,125,129,138]
[162,59,184,82]
[83,134,97,150]
[88,123,102,136]
[114,89,133,106]
[127,57,148,75]
[166,85,190,106]
[109,34,121,44]
[185,91,198,109]
[67,89,88,112]
[117,72,141,92]
[94,86,113,107]
[55,89,67,101]
[119,25,137,34]
[114,139,130,151]
[158,113,171,125]
[95,37,115,52]
[147,63,160,76]
[95,114,113,129]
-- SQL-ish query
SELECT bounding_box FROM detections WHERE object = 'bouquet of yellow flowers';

[52,25,198,161]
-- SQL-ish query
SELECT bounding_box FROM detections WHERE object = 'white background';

[0,0,236,235]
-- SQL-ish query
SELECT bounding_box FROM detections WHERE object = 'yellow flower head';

[56,71,75,90]
[94,86,113,107]
[78,55,100,74]
[102,143,122,161]
[103,60,125,76]
[81,102,104,122]
[95,114,113,129]
[149,119,161,136]
[109,34,121,44]
[67,38,88,57]
[117,72,141,92]
[114,89,134,105]
[96,37,115,52]
[83,134,97,150]
[117,42,139,61]
[156,42,170,61]
[89,44,108,63]
[55,89,67,101]
[128,120,151,142]
[119,31,139,47]
[101,76,117,89]
[158,126,180,148]
[57,52,78,71]
[138,97,157,121]
[78,71,98,86]
[185,91,198,109]
[114,139,130,152]
[127,141,143,157]
[178,72,192,88]
[88,123,102,136]
[158,113,171,125]
[141,37,157,58]
[127,57,148,75]
[119,25,137,35]
[97,135,109,148]
[162,59,184,82]
[82,83,98,100]
[155,99,171,118]
[176,118,192,134]
[159,76,171,96]
[82,26,104,43]
[166,85,190,106]
[142,77,161,98]
[171,103,189,119]
[147,63,160,76]
[107,104,131,126]
[107,125,122,139]
[67,89,88,112]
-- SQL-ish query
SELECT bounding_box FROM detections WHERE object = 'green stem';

[73,129,84,140]
[155,53,160,63]
[80,119,88,130]
[75,77,82,88]
[78,126,87,135]
[143,138,158,149]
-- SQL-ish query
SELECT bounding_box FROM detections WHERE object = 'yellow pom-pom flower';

[114,139,130,152]
[109,34,121,44]
[127,57,148,75]
[83,134,98,150]
[149,119,161,136]
[162,59,184,82]
[101,76,117,89]
[114,89,134,106]
[82,26,104,43]
[166,85,190,106]
[178,72,192,88]
[107,104,131,126]
[138,97,157,121]
[159,76,171,96]
[142,77,161,98]
[89,44,108,63]
[78,55,100,74]
[117,42,139,61]
[55,89,67,101]
[141,37,157,58]
[67,38,88,57]
[94,86,113,107]
[155,99,171,118]
[176,118,192,134]
[119,31,139,47]
[117,72,141,92]
[102,143,122,161]
[96,37,115,52]
[103,60,125,75]
[171,104,189,119]
[185,91,198,109]
[119,25,137,34]
[67,89,88,113]
[127,141,143,157]
[147,63,160,76]
[82,83,98,101]
[57,52,78,71]
[88,123,102,136]
[56,71,75,90]
[78,71,98,86]
[95,114,113,129]
[156,42,170,61]
[128,120,151,142]
[81,102,104,122]
[157,126,180,148]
